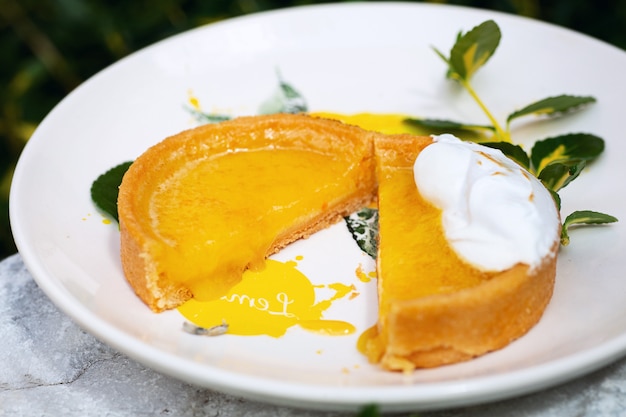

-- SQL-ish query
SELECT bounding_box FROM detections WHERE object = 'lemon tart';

[118,113,560,371]
[364,134,560,371]
[118,114,378,312]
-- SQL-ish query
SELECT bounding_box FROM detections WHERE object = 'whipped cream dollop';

[413,134,560,271]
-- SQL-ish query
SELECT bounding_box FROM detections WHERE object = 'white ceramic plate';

[10,2,626,412]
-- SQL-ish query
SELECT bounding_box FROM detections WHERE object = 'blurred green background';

[2,0,626,260]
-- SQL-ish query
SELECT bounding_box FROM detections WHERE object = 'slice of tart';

[364,134,561,371]
[118,114,379,312]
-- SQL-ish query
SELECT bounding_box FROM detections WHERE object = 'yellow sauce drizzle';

[187,89,201,110]
[356,325,384,361]
[178,259,356,337]
[311,112,421,135]
[355,264,375,283]
[299,320,356,336]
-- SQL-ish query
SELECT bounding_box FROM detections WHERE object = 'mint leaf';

[90,161,133,222]
[530,133,604,175]
[550,189,562,211]
[507,95,596,123]
[404,118,493,142]
[405,117,493,132]
[446,20,501,81]
[481,141,530,169]
[344,207,379,259]
[277,78,308,113]
[538,160,586,192]
[259,72,308,114]
[561,210,618,245]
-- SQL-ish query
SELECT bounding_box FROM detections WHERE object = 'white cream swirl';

[413,134,560,271]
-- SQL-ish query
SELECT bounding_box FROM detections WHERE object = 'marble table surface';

[2,252,625,416]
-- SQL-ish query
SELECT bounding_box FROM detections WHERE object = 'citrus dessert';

[118,113,560,371]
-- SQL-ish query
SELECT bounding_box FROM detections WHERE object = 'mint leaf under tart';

[530,133,605,175]
[561,210,619,245]
[90,161,133,222]
[507,95,597,123]
[344,207,379,259]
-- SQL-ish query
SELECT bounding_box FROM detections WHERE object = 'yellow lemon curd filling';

[311,112,420,135]
[144,148,362,301]
[118,114,382,309]
[377,158,488,305]
[361,136,493,364]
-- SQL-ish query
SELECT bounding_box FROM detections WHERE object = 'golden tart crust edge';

[381,258,557,371]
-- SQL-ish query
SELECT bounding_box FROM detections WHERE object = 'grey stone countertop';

[2,253,626,416]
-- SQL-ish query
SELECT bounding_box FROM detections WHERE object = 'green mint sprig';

[561,210,619,246]
[422,20,598,144]
[90,161,133,222]
[409,19,617,245]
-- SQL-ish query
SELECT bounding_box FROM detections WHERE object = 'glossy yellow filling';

[376,163,489,319]
[145,148,358,301]
[311,112,420,135]
[362,138,494,365]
